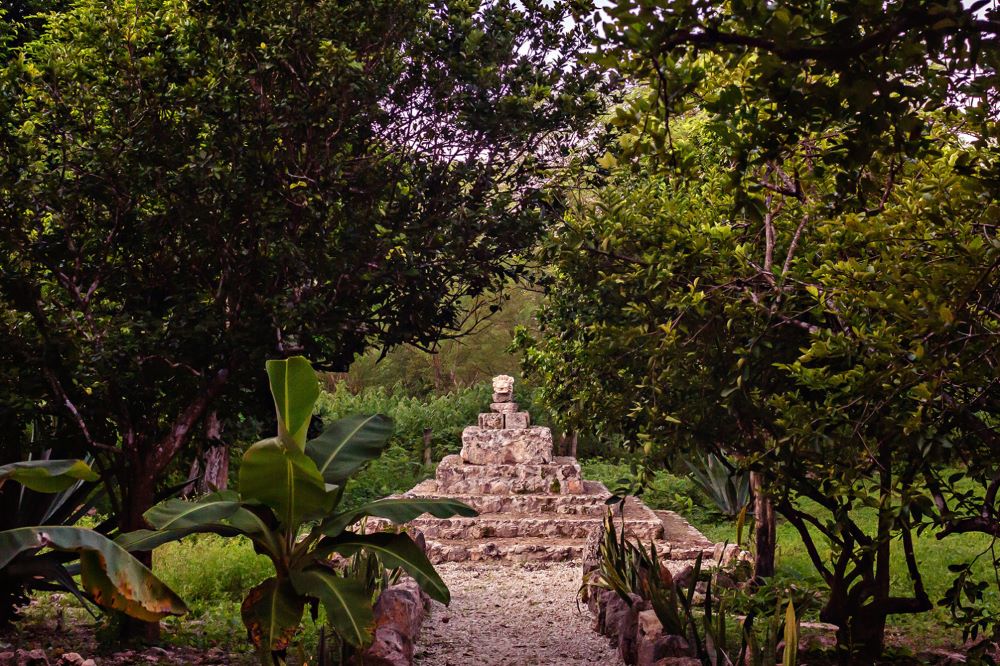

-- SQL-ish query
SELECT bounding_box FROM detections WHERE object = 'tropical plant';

[684,453,751,518]
[0,459,187,626]
[122,357,475,665]
[586,511,799,666]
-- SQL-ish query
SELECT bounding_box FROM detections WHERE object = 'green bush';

[154,535,273,603]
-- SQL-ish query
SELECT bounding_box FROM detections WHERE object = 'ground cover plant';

[120,357,475,664]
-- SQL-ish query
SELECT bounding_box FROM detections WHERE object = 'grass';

[580,458,1000,652]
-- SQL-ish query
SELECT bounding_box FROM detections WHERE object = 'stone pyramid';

[386,376,716,564]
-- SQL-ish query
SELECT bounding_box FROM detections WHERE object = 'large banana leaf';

[116,524,243,552]
[305,414,394,486]
[241,576,305,652]
[321,497,478,537]
[317,532,449,604]
[240,439,331,529]
[290,567,374,647]
[0,459,99,493]
[0,527,187,621]
[266,356,320,451]
[144,490,242,530]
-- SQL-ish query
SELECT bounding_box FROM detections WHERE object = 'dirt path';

[414,562,623,666]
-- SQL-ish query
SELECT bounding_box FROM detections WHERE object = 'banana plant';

[0,458,188,625]
[121,356,476,665]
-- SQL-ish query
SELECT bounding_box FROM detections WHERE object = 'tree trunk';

[117,458,160,643]
[422,428,433,466]
[750,472,776,579]
[569,431,578,458]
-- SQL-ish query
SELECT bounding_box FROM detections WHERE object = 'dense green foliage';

[0,0,605,545]
[519,1,1000,659]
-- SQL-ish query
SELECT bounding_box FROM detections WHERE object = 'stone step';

[423,536,705,565]
[398,488,616,516]
[406,511,664,541]
[425,536,587,564]
[432,456,585,495]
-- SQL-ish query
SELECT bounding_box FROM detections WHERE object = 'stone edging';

[584,587,699,666]
[351,580,429,666]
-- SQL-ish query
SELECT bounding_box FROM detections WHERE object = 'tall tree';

[521,109,999,660]
[0,0,604,600]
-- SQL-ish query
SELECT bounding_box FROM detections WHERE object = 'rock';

[459,426,553,465]
[638,630,691,666]
[502,412,530,429]
[353,581,426,666]
[55,654,85,666]
[477,412,504,429]
[616,593,645,665]
[0,652,15,666]
[490,402,518,413]
[712,542,744,566]
[653,658,700,666]
[16,650,49,665]
[492,392,513,403]
[673,564,696,592]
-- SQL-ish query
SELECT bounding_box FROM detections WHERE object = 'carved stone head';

[492,374,514,395]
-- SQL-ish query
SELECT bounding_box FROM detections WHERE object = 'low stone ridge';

[378,374,718,565]
[353,580,428,666]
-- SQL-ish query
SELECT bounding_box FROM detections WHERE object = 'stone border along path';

[414,562,625,666]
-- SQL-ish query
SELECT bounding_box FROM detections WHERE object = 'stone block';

[353,581,427,666]
[478,412,504,429]
[460,426,553,465]
[492,391,513,403]
[503,411,530,429]
[491,401,518,413]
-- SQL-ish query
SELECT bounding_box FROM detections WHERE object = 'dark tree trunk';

[117,457,160,643]
[750,472,776,579]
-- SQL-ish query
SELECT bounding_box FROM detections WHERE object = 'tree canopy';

[0,0,605,536]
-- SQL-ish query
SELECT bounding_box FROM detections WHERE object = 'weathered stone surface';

[490,401,518,413]
[637,611,691,666]
[460,426,552,465]
[492,374,514,394]
[408,514,662,541]
[503,411,530,429]
[55,655,85,666]
[492,391,513,403]
[353,581,427,666]
[434,456,581,495]
[477,412,504,429]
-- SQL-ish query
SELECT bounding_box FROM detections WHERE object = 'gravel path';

[414,562,623,666]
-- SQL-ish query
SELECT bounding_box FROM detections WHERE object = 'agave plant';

[685,451,751,518]
[0,459,188,625]
[121,356,475,665]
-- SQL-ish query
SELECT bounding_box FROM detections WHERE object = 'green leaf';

[783,600,798,666]
[305,414,394,486]
[0,526,187,621]
[289,567,374,647]
[116,525,241,552]
[318,532,450,604]
[144,491,241,530]
[240,439,331,529]
[266,356,320,451]
[240,576,305,653]
[321,497,477,537]
[0,459,99,493]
